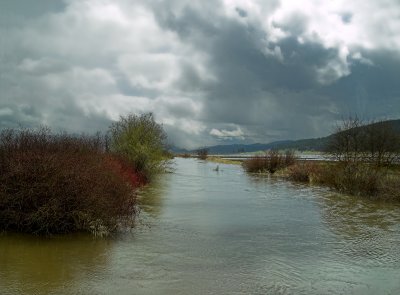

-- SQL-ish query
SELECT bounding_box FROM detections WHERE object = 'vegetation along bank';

[0,113,169,236]
[242,118,400,201]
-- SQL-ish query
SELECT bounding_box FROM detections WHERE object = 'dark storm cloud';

[149,0,400,142]
[235,7,247,18]
[321,50,400,118]
[149,3,345,140]
[340,12,353,24]
[0,0,66,26]
[0,0,399,148]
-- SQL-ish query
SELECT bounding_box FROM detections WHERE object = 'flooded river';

[1,158,400,294]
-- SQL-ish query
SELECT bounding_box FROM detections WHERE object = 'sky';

[0,0,399,149]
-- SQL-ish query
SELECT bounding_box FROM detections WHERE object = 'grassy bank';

[284,161,400,201]
[242,151,400,201]
[206,156,242,165]
[241,115,400,201]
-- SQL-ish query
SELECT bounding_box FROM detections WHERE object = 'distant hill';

[170,119,400,155]
[168,145,189,154]
[185,138,329,154]
[194,141,293,155]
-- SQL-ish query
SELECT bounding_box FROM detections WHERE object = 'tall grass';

[0,128,139,235]
[286,161,400,201]
[286,162,321,182]
[243,150,295,173]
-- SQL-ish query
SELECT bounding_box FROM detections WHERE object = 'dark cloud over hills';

[1,0,399,148]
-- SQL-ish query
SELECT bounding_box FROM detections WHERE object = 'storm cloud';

[1,0,399,148]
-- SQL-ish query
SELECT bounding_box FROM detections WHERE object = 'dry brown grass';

[243,150,296,173]
[176,153,192,158]
[207,156,241,165]
[286,162,321,182]
[285,160,400,201]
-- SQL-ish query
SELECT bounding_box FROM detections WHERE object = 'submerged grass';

[206,156,241,165]
[242,148,400,201]
[284,161,400,201]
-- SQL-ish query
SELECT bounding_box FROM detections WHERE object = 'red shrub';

[104,155,148,187]
[286,162,320,182]
[0,128,139,235]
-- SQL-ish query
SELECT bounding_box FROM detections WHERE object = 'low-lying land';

[204,156,242,165]
[240,118,400,201]
[291,162,399,200]
[242,153,400,201]
[177,149,400,201]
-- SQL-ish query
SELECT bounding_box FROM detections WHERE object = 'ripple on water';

[1,158,400,295]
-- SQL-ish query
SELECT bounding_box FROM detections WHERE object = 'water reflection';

[318,192,400,265]
[1,159,400,295]
[138,172,171,217]
[0,233,112,295]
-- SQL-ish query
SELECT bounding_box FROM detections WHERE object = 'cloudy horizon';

[1,0,399,149]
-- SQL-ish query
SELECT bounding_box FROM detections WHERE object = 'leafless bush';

[318,163,383,197]
[286,162,320,182]
[197,148,208,160]
[327,116,400,167]
[243,150,296,173]
[323,116,400,199]
[0,127,138,235]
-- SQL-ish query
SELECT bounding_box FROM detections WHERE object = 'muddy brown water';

[1,158,400,294]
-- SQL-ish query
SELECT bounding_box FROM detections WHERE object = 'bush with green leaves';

[109,113,168,180]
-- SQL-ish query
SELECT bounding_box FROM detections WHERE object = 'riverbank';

[282,161,400,201]
[203,154,400,201]
[205,156,242,165]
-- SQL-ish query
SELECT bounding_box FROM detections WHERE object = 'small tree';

[327,116,400,167]
[327,116,364,163]
[363,120,400,166]
[197,148,208,160]
[109,113,168,179]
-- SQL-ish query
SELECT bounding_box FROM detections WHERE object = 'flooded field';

[1,158,399,294]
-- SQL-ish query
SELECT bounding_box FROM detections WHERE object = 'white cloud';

[0,0,210,142]
[165,118,206,135]
[210,126,245,139]
[222,0,400,83]
[117,53,181,91]
[266,0,400,51]
[0,108,13,116]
